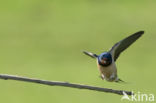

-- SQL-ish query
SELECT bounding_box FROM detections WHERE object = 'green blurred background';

[0,0,155,103]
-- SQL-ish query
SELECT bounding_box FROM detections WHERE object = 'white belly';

[97,61,118,82]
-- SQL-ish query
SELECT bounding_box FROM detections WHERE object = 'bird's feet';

[99,75,105,80]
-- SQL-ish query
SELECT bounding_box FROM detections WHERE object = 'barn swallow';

[83,31,144,82]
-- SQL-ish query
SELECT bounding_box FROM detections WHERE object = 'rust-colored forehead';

[98,52,112,67]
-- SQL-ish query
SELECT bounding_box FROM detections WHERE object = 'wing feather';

[83,51,98,58]
[109,31,144,61]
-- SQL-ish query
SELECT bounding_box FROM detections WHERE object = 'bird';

[83,31,144,82]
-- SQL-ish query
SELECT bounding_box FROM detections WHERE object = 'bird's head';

[98,52,112,66]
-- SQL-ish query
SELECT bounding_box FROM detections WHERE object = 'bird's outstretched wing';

[109,31,144,61]
[83,51,98,58]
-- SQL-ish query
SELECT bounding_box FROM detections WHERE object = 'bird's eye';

[101,57,108,61]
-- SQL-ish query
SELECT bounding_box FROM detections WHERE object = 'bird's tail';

[115,78,126,83]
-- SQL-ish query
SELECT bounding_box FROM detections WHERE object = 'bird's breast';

[97,61,117,81]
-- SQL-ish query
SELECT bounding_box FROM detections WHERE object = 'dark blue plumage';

[83,31,144,82]
[98,52,112,67]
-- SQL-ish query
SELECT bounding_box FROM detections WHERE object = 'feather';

[109,31,144,61]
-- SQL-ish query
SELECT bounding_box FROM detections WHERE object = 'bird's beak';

[101,58,107,64]
[104,60,107,64]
